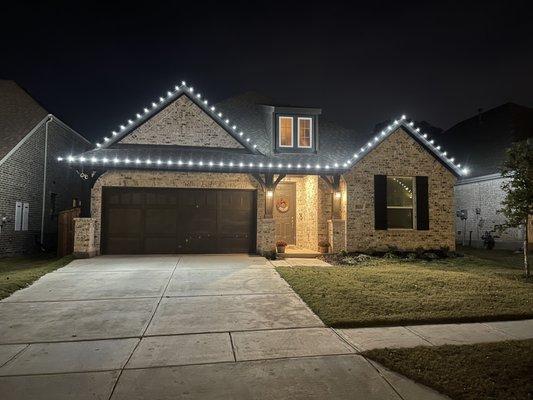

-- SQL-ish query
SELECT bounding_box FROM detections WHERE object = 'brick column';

[73,218,98,258]
[328,219,346,253]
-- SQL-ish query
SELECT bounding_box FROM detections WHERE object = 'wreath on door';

[276,197,290,213]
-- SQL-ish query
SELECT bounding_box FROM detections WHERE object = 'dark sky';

[2,1,533,142]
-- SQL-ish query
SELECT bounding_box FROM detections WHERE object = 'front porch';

[254,173,347,254]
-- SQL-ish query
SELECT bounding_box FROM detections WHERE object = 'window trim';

[297,117,313,148]
[278,116,294,148]
[386,176,416,230]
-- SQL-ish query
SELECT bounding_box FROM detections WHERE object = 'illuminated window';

[386,177,414,229]
[279,117,293,147]
[298,118,312,148]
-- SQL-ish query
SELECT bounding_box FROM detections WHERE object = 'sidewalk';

[336,319,533,351]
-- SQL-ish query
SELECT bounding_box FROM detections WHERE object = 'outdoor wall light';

[266,190,273,198]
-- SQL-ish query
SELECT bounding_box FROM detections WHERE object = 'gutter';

[40,115,53,246]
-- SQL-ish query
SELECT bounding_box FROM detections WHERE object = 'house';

[442,103,533,249]
[0,80,91,256]
[62,81,468,257]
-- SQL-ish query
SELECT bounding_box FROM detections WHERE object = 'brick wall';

[0,118,89,256]
[454,175,525,249]
[119,95,244,148]
[343,128,456,252]
[90,170,273,254]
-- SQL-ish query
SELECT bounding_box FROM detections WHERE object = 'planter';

[319,246,329,254]
[276,245,286,253]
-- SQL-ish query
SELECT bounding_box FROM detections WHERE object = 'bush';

[275,240,287,247]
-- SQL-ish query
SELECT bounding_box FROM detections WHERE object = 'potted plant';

[276,240,287,253]
[318,240,330,253]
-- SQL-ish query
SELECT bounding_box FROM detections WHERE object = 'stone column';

[73,218,98,258]
[328,219,346,253]
[257,218,276,254]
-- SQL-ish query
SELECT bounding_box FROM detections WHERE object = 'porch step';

[277,250,323,258]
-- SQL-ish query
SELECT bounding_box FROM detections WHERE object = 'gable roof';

[64,80,468,177]
[438,103,533,178]
[95,82,260,154]
[0,80,48,160]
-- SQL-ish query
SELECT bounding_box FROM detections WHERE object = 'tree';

[499,140,532,277]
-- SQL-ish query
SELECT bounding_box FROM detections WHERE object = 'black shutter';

[416,176,429,230]
[374,175,387,230]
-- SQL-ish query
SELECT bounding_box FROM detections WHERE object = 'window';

[298,118,312,148]
[279,117,293,147]
[386,177,414,229]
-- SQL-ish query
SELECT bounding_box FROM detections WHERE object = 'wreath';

[276,197,290,213]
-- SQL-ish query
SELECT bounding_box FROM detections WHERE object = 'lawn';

[275,250,533,327]
[363,340,533,400]
[0,254,74,300]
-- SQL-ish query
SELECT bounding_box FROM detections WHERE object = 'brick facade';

[343,128,456,252]
[119,96,244,148]
[0,117,90,256]
[454,175,526,249]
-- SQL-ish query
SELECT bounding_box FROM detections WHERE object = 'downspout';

[40,115,53,248]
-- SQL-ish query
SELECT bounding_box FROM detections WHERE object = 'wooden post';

[252,173,286,218]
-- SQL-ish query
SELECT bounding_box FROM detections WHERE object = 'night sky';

[2,1,533,142]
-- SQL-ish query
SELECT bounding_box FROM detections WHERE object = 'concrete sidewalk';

[0,254,449,400]
[337,319,533,351]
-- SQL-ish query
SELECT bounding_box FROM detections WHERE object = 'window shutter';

[374,175,387,230]
[416,176,429,230]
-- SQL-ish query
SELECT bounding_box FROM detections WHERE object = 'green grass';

[0,254,74,300]
[458,245,527,269]
[276,253,533,328]
[363,340,533,400]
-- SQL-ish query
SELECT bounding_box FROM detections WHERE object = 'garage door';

[101,187,256,254]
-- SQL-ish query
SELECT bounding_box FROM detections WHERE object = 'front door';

[274,183,296,244]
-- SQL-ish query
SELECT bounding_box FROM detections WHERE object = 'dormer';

[262,105,322,153]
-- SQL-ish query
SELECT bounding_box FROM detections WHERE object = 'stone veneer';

[90,170,274,254]
[73,218,97,258]
[343,128,456,252]
[119,95,243,148]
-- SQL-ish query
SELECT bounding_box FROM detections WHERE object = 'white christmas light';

[145,159,151,164]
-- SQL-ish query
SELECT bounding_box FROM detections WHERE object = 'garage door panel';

[106,238,143,254]
[106,208,143,236]
[145,208,178,234]
[102,188,255,254]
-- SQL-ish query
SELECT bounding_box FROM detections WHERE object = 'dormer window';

[275,115,317,152]
[279,117,294,147]
[298,118,312,148]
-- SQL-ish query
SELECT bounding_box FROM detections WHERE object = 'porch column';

[320,174,342,219]
[328,219,347,252]
[252,173,286,218]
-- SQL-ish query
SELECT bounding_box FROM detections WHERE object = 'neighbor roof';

[0,80,48,160]
[439,103,533,178]
[65,81,467,177]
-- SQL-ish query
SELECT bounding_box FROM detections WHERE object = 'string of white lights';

[94,81,260,152]
[57,76,470,176]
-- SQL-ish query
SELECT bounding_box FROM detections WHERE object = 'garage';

[101,187,256,254]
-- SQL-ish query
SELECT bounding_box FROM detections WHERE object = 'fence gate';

[57,207,81,257]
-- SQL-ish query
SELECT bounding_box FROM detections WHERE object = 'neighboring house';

[442,103,533,250]
[0,80,92,256]
[63,81,467,257]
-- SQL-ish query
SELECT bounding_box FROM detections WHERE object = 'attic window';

[279,117,293,147]
[276,115,316,152]
[298,118,312,148]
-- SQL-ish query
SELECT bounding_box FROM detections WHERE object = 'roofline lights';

[95,80,261,154]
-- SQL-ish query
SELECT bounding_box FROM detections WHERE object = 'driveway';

[0,255,445,399]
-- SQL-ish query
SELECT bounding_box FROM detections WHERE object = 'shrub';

[276,240,287,247]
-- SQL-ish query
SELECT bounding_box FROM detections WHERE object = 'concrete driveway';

[0,255,445,399]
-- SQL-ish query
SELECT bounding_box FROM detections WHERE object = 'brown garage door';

[101,187,256,254]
